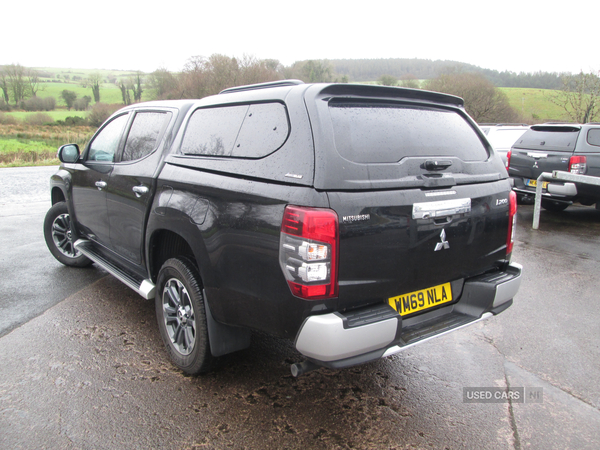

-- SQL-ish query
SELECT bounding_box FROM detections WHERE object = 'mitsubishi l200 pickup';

[44,81,522,376]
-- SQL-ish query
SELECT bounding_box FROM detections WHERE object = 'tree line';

[2,57,599,125]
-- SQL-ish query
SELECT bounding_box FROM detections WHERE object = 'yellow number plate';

[389,283,453,316]
[525,179,549,189]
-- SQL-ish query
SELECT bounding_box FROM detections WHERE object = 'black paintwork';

[49,82,514,342]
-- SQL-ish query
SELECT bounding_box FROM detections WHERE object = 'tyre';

[156,258,212,375]
[541,199,569,212]
[43,202,92,267]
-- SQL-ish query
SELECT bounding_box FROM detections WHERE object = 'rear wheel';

[43,202,92,267]
[156,258,212,375]
[541,199,569,212]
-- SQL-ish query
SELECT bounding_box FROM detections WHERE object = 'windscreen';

[328,100,489,163]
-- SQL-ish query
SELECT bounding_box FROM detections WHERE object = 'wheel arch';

[51,186,66,205]
[148,229,198,282]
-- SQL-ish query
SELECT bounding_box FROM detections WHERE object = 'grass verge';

[0,124,95,168]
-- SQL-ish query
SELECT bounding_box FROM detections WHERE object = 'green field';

[6,110,88,121]
[500,87,567,123]
[36,81,124,107]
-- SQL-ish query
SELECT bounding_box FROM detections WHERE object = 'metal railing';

[532,171,600,229]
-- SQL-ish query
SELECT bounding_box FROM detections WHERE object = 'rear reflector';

[280,206,339,300]
[506,191,517,258]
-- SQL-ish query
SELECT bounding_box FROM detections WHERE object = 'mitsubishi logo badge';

[435,229,450,251]
[533,161,539,169]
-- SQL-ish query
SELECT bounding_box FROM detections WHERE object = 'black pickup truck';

[508,123,600,211]
[44,81,522,376]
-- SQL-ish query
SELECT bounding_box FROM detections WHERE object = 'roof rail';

[219,79,304,95]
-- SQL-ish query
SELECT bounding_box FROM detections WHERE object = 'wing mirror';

[57,144,80,163]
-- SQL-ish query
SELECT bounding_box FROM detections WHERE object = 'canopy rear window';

[328,101,488,163]
[517,126,580,152]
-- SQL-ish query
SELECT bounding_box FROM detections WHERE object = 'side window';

[232,103,289,157]
[180,102,290,158]
[122,111,172,162]
[181,105,247,156]
[87,114,129,162]
[587,129,600,148]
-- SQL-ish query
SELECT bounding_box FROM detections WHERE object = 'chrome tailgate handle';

[95,181,107,190]
[413,198,471,219]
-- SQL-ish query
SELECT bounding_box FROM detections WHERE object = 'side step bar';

[74,239,156,299]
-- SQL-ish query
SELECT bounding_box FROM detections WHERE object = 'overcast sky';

[3,0,598,75]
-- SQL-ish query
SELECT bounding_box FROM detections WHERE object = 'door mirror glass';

[58,144,80,163]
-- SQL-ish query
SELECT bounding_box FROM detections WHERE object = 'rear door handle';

[95,181,107,190]
[132,185,149,197]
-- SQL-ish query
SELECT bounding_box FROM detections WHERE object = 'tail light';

[506,150,512,169]
[569,156,587,174]
[506,191,517,258]
[279,205,339,300]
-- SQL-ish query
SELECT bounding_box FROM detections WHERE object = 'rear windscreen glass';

[518,127,580,151]
[328,101,488,163]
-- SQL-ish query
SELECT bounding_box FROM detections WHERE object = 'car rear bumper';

[512,176,578,200]
[295,262,522,368]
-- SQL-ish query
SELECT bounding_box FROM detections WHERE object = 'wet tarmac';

[1,167,599,449]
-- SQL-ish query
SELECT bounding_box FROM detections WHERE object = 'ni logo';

[435,229,450,251]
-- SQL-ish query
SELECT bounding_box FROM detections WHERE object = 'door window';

[122,112,172,161]
[87,114,129,162]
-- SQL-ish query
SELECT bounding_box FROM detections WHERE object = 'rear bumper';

[512,177,578,200]
[295,262,522,369]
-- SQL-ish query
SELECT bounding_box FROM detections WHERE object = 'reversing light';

[279,205,339,300]
[569,156,587,174]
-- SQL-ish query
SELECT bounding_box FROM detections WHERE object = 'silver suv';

[480,124,529,167]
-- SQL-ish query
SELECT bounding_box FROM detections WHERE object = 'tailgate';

[508,149,570,184]
[328,180,512,312]
[508,125,580,185]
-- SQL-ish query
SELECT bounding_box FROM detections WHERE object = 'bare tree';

[425,71,518,123]
[551,70,600,123]
[27,68,42,97]
[116,79,132,105]
[130,71,144,102]
[88,73,102,103]
[0,67,9,103]
[5,64,27,105]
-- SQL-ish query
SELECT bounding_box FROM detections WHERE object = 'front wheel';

[156,258,212,375]
[43,202,92,267]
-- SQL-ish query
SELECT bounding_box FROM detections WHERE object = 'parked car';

[479,124,529,167]
[508,123,600,211]
[43,81,522,376]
